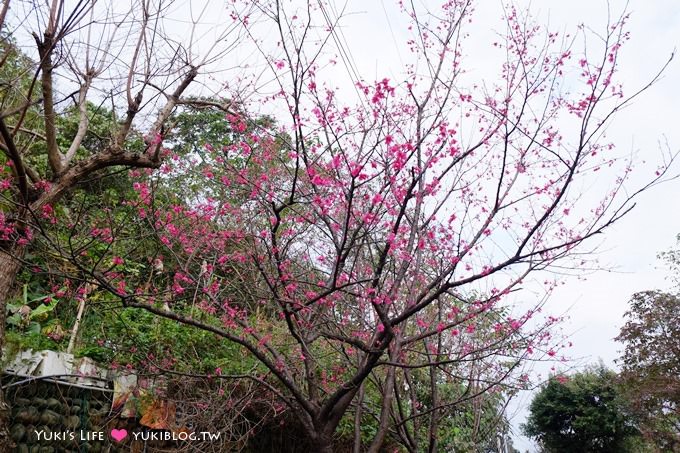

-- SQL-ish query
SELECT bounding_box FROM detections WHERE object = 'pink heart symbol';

[110,428,128,442]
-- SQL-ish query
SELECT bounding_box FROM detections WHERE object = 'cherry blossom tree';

[3,0,677,451]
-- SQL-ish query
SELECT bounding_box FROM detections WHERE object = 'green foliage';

[2,281,65,356]
[0,35,36,98]
[159,101,289,209]
[4,283,65,348]
[333,366,515,452]
[614,240,680,451]
[0,36,56,180]
[4,330,60,357]
[167,100,236,155]
[523,365,642,453]
[0,36,44,178]
[71,299,262,375]
[437,393,512,452]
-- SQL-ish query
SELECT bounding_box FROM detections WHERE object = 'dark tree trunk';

[312,438,334,453]
[308,412,349,453]
[353,383,365,453]
[368,341,400,453]
[0,247,24,452]
[367,366,395,453]
[0,390,11,453]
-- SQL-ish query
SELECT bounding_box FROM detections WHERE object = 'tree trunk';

[353,383,365,453]
[0,390,11,453]
[0,248,24,452]
[367,341,400,453]
[311,432,335,453]
[427,362,439,453]
[367,366,395,453]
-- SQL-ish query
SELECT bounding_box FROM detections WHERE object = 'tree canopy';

[523,365,642,453]
[615,241,680,451]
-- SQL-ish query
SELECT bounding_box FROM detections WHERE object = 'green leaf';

[27,322,42,335]
[29,298,58,319]
[6,314,22,326]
